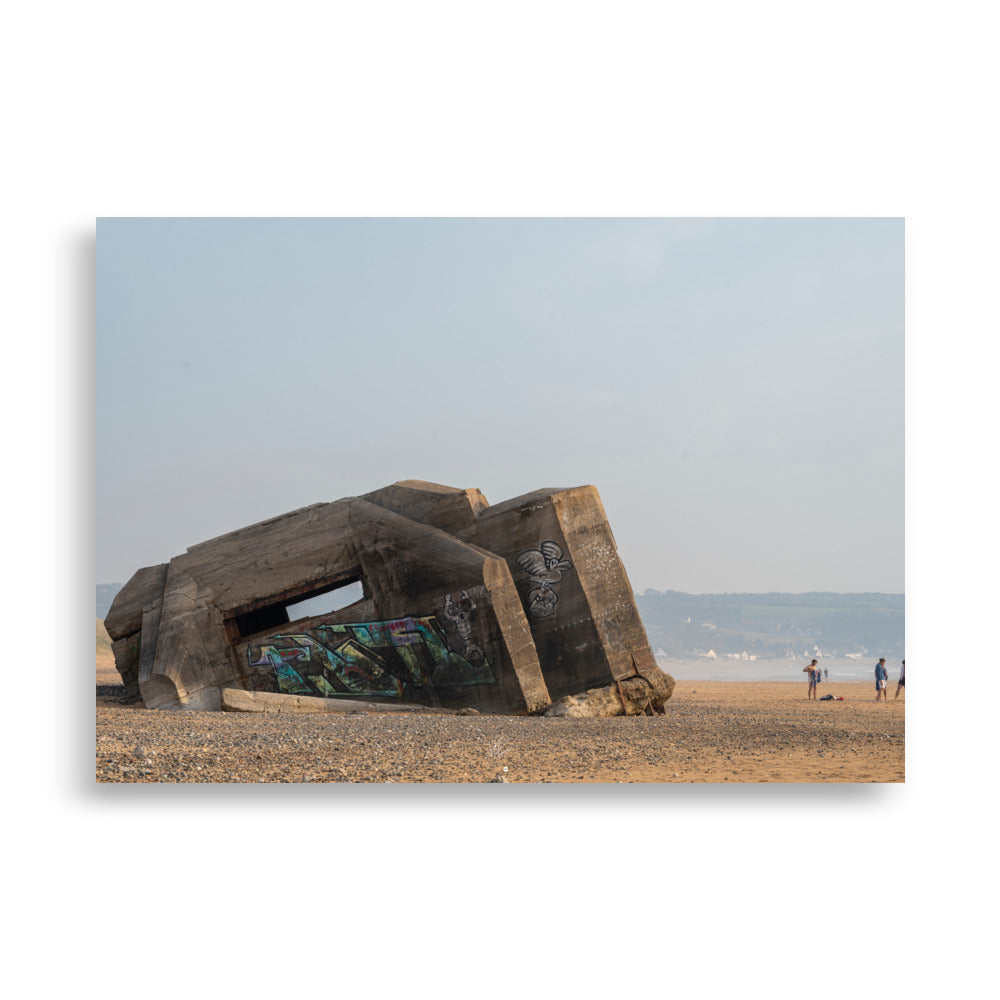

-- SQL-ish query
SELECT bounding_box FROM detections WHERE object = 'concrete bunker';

[105,481,674,715]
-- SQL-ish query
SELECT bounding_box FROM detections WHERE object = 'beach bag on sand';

[820,694,834,701]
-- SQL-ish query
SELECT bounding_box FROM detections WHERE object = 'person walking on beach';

[875,658,888,701]
[823,667,828,681]
[895,659,905,699]
[804,659,820,699]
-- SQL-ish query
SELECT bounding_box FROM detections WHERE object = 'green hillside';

[635,590,904,659]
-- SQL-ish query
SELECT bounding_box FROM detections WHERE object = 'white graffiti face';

[527,586,559,619]
[516,541,573,619]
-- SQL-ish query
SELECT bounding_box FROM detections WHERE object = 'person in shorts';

[875,658,888,701]
[894,659,905,699]
[804,658,820,699]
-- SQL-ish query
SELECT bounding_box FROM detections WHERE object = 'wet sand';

[96,664,904,782]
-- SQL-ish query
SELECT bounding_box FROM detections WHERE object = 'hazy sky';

[96,217,903,593]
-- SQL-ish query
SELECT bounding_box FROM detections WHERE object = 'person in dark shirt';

[894,659,905,699]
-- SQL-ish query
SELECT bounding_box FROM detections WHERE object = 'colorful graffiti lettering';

[515,540,574,619]
[247,615,494,699]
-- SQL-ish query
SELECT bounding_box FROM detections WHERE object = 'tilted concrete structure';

[105,481,674,715]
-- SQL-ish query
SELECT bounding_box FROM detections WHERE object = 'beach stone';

[544,673,675,718]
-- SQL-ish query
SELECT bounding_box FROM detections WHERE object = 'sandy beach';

[96,645,904,782]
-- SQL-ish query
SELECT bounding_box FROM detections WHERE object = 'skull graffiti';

[442,590,485,664]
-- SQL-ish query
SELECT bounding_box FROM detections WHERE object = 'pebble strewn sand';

[95,674,904,783]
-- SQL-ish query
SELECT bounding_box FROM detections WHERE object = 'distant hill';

[635,590,904,659]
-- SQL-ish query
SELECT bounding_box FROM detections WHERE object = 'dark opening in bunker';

[286,579,365,620]
[230,574,367,639]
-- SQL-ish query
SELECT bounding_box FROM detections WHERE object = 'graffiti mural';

[246,615,495,699]
[516,540,574,619]
[441,590,486,666]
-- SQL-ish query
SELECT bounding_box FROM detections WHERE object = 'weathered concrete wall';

[108,480,671,715]
[457,487,612,700]
[382,483,662,702]
[104,563,168,641]
[362,481,489,535]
